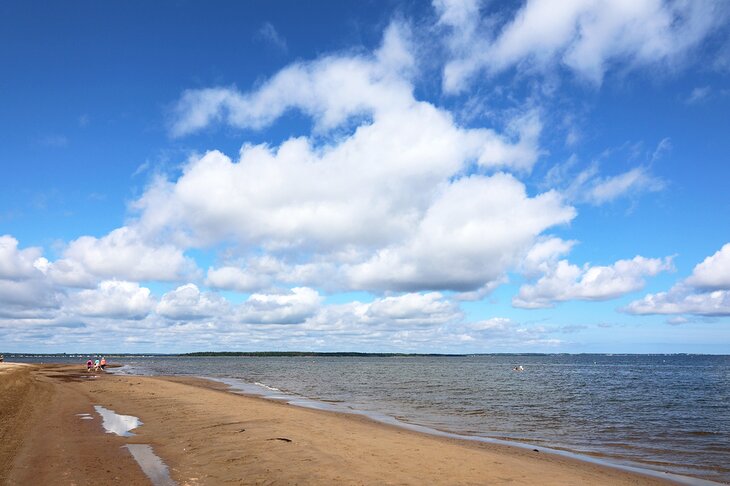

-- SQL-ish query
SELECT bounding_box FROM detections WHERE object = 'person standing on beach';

[100,357,106,370]
[86,359,93,372]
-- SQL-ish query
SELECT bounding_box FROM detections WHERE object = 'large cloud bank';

[2,1,725,351]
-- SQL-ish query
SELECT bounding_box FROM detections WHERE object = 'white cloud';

[147,107,542,254]
[127,26,564,296]
[520,237,576,277]
[236,287,322,324]
[170,23,415,137]
[347,174,574,292]
[168,24,539,170]
[514,255,673,308]
[462,317,564,348]
[545,140,668,206]
[157,284,227,320]
[205,266,270,293]
[685,86,712,104]
[69,280,155,320]
[0,235,44,280]
[0,236,64,317]
[434,0,482,34]
[585,166,665,205]
[42,258,97,288]
[624,286,730,316]
[685,243,730,290]
[256,22,287,53]
[438,0,726,92]
[366,292,462,326]
[549,161,665,206]
[470,317,513,331]
[0,278,63,313]
[624,243,730,317]
[63,226,197,282]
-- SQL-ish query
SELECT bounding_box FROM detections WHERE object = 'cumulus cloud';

[124,25,568,297]
[63,226,197,282]
[346,174,575,292]
[0,236,64,317]
[157,284,228,320]
[624,286,730,316]
[237,287,322,324]
[685,243,730,290]
[300,292,462,335]
[437,0,727,92]
[205,266,271,293]
[69,280,155,320]
[170,23,416,137]
[0,278,63,314]
[625,243,730,316]
[168,24,540,169]
[520,237,576,277]
[514,255,673,308]
[464,317,563,348]
[366,292,462,326]
[0,235,44,280]
[41,258,97,288]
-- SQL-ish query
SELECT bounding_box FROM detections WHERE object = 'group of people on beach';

[86,357,106,372]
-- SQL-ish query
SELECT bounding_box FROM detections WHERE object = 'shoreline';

[1,362,717,485]
[201,375,721,485]
[204,375,715,485]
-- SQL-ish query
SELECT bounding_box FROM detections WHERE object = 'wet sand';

[1,362,681,485]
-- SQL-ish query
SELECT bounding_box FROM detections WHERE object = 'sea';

[11,354,730,483]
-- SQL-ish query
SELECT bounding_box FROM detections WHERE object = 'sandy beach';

[0,362,681,485]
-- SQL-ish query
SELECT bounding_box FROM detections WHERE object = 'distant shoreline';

[3,351,727,358]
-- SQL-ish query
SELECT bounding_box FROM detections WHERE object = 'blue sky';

[1,0,729,353]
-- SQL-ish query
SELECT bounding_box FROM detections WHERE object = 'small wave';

[254,382,280,392]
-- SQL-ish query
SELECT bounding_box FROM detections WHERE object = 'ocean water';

[14,354,730,482]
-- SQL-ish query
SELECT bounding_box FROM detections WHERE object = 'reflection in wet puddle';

[123,444,177,486]
[76,413,94,420]
[93,406,176,484]
[94,405,141,436]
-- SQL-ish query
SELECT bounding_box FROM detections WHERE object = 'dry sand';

[1,362,680,485]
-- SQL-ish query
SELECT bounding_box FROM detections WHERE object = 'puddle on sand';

[123,444,177,486]
[94,405,141,436]
[76,413,94,420]
[94,406,177,485]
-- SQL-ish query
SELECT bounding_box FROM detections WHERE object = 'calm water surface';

[15,354,730,482]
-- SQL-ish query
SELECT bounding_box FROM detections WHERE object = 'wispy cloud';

[685,86,712,104]
[255,22,288,53]
[435,0,728,92]
[39,134,68,147]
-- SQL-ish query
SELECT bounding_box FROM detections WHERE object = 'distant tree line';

[180,351,463,357]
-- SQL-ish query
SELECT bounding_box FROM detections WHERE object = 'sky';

[1,0,729,354]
